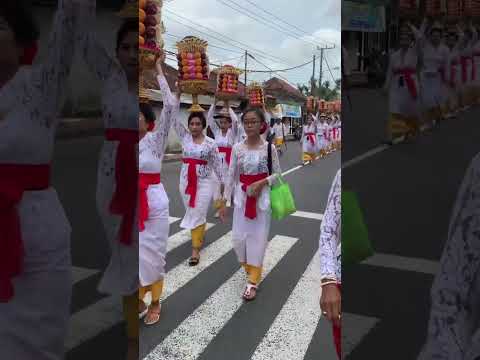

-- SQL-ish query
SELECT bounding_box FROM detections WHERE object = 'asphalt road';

[342,88,480,359]
[52,136,341,359]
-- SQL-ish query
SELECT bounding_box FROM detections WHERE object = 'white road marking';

[166,223,214,253]
[142,231,234,306]
[144,235,299,360]
[168,217,180,224]
[72,266,99,285]
[343,312,380,358]
[290,211,323,221]
[66,295,122,350]
[251,252,321,360]
[342,145,389,169]
[282,165,303,176]
[67,224,212,350]
[362,253,439,275]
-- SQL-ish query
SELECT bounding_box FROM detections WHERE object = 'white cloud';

[163,0,341,86]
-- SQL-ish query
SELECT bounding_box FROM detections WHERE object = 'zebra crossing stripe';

[67,223,212,350]
[291,211,323,221]
[144,235,299,360]
[142,231,234,305]
[361,253,439,275]
[169,217,180,224]
[72,266,99,285]
[251,252,321,360]
[167,223,215,253]
[342,312,380,358]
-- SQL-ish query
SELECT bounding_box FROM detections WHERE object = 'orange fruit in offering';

[139,36,145,46]
[140,0,146,9]
[139,9,146,22]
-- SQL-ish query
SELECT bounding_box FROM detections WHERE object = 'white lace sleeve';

[207,104,220,135]
[209,143,224,184]
[224,145,239,202]
[26,0,86,123]
[151,74,178,153]
[418,155,480,360]
[78,1,122,83]
[319,170,342,281]
[172,106,189,140]
[229,107,239,140]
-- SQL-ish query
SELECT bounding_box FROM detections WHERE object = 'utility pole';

[311,54,316,95]
[244,50,248,97]
[317,44,336,94]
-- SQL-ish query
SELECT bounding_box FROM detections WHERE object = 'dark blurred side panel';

[342,0,479,359]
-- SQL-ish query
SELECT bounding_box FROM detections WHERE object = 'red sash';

[305,133,316,146]
[138,173,161,232]
[105,129,138,246]
[218,146,232,165]
[183,158,208,208]
[393,67,418,99]
[0,164,50,302]
[240,173,268,220]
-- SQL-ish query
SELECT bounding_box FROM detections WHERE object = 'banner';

[281,104,302,118]
[342,1,386,32]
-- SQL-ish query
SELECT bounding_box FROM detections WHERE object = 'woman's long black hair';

[0,0,39,45]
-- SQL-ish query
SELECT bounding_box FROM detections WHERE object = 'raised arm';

[319,169,341,281]
[207,102,220,135]
[229,107,240,140]
[172,103,189,141]
[27,0,89,118]
[78,1,123,83]
[152,64,179,152]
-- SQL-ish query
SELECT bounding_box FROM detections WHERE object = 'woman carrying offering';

[207,99,239,208]
[0,1,89,358]
[80,9,139,355]
[383,23,421,143]
[173,110,225,266]
[222,108,282,301]
[302,113,319,164]
[138,56,178,326]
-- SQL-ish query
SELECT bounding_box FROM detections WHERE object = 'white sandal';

[243,283,258,302]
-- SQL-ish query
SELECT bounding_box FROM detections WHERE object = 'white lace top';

[419,154,480,360]
[319,169,341,282]
[172,116,224,184]
[224,141,281,211]
[0,0,84,164]
[139,75,178,174]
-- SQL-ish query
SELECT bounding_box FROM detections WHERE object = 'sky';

[161,0,341,89]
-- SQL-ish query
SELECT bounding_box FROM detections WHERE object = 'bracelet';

[321,280,338,287]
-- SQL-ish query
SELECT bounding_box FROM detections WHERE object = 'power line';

[215,0,330,49]
[243,0,336,47]
[248,56,298,88]
[164,32,244,55]
[164,9,291,65]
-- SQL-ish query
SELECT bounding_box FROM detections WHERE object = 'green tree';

[297,78,340,101]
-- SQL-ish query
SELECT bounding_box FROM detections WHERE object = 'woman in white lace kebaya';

[301,113,319,164]
[173,110,225,266]
[223,108,282,301]
[80,9,139,350]
[418,154,480,360]
[206,100,240,206]
[138,57,178,326]
[0,1,89,358]
[319,169,341,359]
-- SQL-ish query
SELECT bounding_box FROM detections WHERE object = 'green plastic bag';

[342,191,374,266]
[270,176,297,220]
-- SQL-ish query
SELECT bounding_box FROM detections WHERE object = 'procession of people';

[383,17,480,143]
